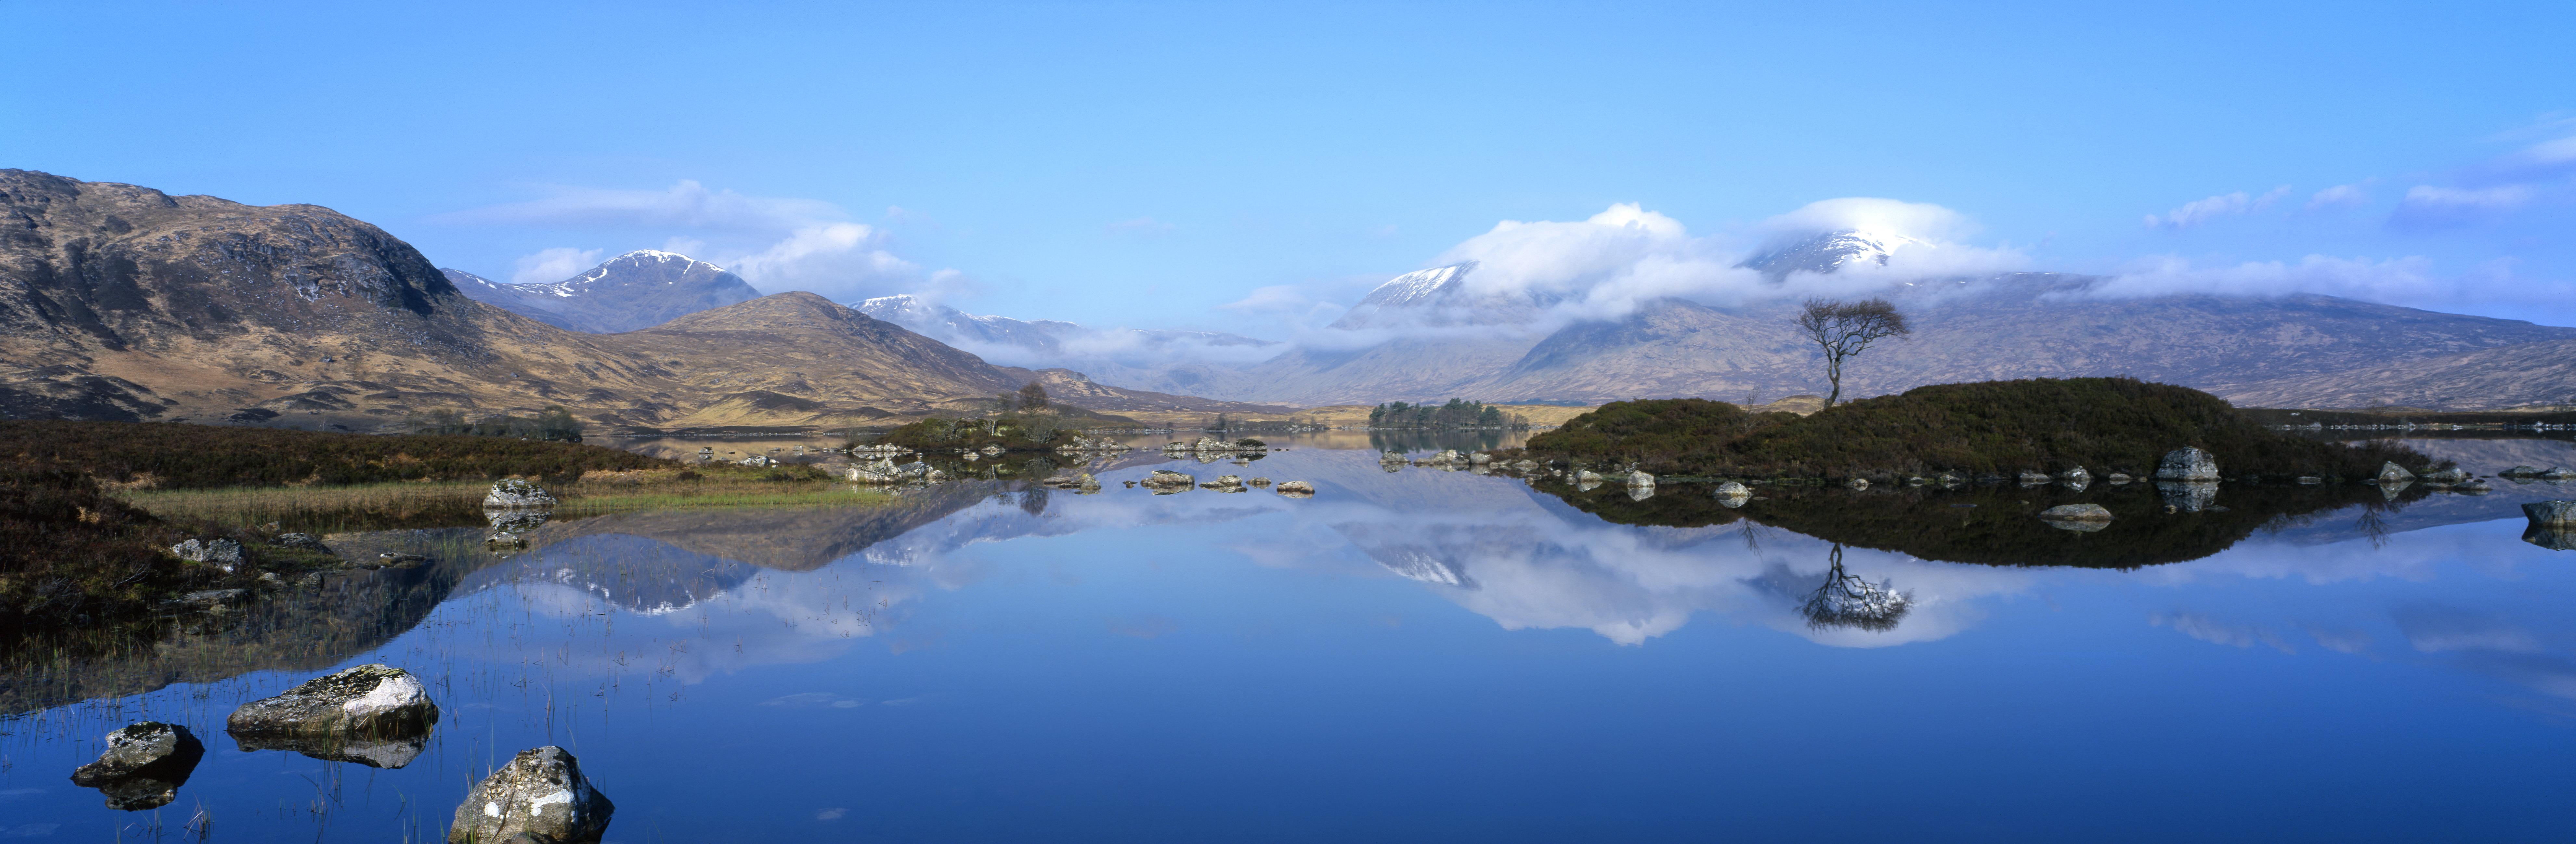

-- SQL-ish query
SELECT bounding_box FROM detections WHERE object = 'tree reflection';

[1799,544,1913,633]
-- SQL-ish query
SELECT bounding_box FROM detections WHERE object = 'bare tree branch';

[1796,297,1912,406]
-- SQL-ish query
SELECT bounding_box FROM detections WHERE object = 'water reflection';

[1795,545,1914,632]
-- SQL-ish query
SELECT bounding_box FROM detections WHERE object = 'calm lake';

[6,433,2575,842]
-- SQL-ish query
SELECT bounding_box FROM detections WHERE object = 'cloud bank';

[447,180,944,301]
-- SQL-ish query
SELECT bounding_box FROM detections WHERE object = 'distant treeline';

[408,406,585,442]
[1519,377,2432,480]
[1370,399,1528,429]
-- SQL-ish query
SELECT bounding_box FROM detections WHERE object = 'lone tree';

[1796,297,1911,406]
[1017,381,1050,411]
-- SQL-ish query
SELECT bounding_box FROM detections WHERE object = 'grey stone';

[2106,473,2133,484]
[2524,500,2576,527]
[448,746,614,844]
[1274,480,1316,498]
[170,538,243,572]
[2038,504,2114,522]
[2503,465,2545,477]
[1713,481,1751,508]
[227,664,439,741]
[1628,471,1657,488]
[2155,447,2220,481]
[484,479,557,509]
[2059,466,2091,485]
[70,722,204,791]
[2375,462,2415,483]
[2016,471,2053,485]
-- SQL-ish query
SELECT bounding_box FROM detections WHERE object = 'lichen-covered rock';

[227,664,438,740]
[2524,500,2576,527]
[2375,462,2415,483]
[71,723,205,809]
[1274,480,1316,498]
[71,722,204,790]
[2038,504,2114,522]
[484,479,557,509]
[2155,447,2219,481]
[170,538,243,572]
[448,746,614,844]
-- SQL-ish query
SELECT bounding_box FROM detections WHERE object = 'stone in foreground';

[484,479,558,509]
[2154,447,2219,481]
[449,746,615,844]
[2524,500,2576,527]
[70,722,205,810]
[227,664,439,741]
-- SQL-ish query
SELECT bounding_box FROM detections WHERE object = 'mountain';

[853,294,1277,397]
[0,170,1273,429]
[2208,338,2576,410]
[1216,232,2576,407]
[445,250,762,333]
[1738,229,1924,281]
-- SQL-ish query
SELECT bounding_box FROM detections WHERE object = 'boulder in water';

[227,664,438,741]
[2155,447,2219,481]
[448,746,614,844]
[1274,480,1316,498]
[2375,462,2415,484]
[70,722,205,810]
[484,479,557,509]
[2038,504,2114,522]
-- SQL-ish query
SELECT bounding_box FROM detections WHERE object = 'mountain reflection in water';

[5,434,2574,841]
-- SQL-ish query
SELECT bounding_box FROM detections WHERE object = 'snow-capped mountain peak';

[1360,261,1477,309]
[1738,229,1929,280]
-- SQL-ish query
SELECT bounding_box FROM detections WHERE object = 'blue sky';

[8,0,2574,334]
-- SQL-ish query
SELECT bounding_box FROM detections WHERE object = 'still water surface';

[6,434,2575,841]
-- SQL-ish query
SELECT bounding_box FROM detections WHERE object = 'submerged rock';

[484,479,557,509]
[449,746,614,844]
[227,664,439,741]
[2155,447,2220,481]
[70,722,205,810]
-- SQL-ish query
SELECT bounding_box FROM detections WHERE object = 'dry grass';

[113,468,895,532]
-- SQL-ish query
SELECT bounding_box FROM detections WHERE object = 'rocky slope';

[0,171,1266,430]
[2208,337,2576,410]
[446,250,763,333]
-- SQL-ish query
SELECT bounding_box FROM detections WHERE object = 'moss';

[1521,378,2430,480]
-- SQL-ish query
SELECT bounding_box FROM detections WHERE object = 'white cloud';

[722,223,922,300]
[1758,197,1976,243]
[2152,611,2296,653]
[2304,184,2371,211]
[2390,184,2534,230]
[509,247,603,284]
[2145,185,2292,229]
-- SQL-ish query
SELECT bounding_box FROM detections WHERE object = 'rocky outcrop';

[227,664,438,741]
[2524,500,2576,527]
[2155,447,2219,481]
[448,746,614,844]
[170,538,243,572]
[848,459,946,484]
[484,479,557,509]
[69,722,205,811]
[1141,470,1196,493]
[1203,474,1248,492]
